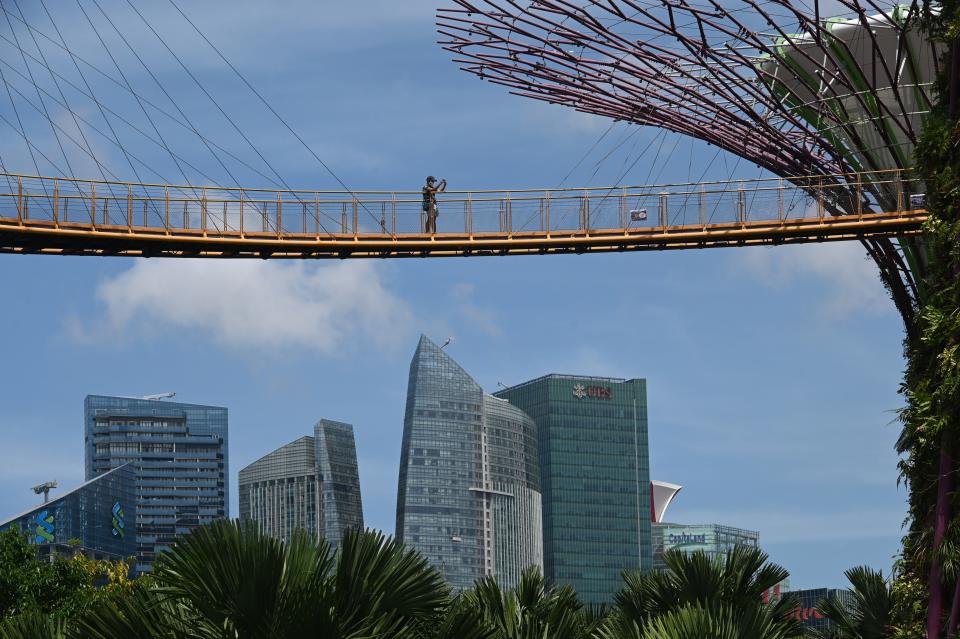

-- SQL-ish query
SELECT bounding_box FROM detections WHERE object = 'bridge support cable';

[73,0,293,233]
[116,0,342,237]
[0,114,68,177]
[165,0,390,236]
[7,5,187,225]
[34,0,140,201]
[556,121,618,188]
[0,53,263,192]
[548,127,672,233]
[1,3,74,182]
[0,58,48,196]
[11,0,113,189]
[1,3,370,237]
[71,0,203,200]
[0,76,183,189]
[115,3,281,193]
[0,24,289,192]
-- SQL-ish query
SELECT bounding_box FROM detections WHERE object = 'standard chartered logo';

[111,502,126,538]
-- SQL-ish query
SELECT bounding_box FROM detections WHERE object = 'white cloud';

[736,242,892,318]
[450,282,501,337]
[73,260,413,353]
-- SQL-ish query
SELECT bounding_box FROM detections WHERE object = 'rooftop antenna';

[441,337,453,349]
[32,481,57,504]
[141,392,176,401]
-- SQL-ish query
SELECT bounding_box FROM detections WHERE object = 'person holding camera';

[422,176,447,234]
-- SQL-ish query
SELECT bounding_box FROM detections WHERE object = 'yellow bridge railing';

[0,169,929,258]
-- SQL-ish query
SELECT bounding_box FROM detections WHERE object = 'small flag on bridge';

[630,209,648,221]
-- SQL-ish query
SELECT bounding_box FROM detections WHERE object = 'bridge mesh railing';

[0,169,921,238]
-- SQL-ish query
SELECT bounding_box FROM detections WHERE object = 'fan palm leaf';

[72,522,454,639]
[331,528,450,638]
[812,566,892,639]
[458,567,595,639]
[640,603,802,639]
[605,546,802,639]
[0,612,65,639]
[151,520,334,638]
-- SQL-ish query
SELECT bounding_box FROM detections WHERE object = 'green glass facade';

[495,375,651,604]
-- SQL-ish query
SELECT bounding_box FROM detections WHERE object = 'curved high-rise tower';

[396,335,542,590]
[482,395,542,589]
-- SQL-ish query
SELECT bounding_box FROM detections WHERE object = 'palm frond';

[0,612,65,639]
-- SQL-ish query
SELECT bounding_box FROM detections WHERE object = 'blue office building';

[0,464,136,561]
[84,395,228,572]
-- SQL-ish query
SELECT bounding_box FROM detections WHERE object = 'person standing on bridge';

[422,176,446,234]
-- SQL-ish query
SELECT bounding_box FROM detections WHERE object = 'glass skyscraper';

[0,464,136,561]
[239,436,320,542]
[84,395,228,572]
[238,420,363,546]
[482,395,543,589]
[495,375,651,604]
[651,523,759,571]
[396,336,543,591]
[315,419,364,545]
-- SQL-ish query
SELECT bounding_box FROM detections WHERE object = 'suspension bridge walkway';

[0,169,927,259]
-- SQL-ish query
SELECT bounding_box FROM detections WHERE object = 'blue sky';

[0,0,907,589]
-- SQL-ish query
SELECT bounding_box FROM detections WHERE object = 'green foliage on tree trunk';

[892,2,960,637]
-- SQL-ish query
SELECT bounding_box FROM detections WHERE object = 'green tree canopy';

[599,546,803,639]
[72,520,491,639]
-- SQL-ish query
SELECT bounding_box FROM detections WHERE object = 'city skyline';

[0,307,903,589]
[0,0,907,591]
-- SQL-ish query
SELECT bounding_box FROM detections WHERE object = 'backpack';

[422,187,436,213]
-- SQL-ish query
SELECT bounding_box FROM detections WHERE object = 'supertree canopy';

[437,0,944,332]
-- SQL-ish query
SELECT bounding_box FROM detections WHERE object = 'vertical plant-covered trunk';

[894,9,960,637]
[938,37,960,639]
[947,578,960,638]
[929,443,954,639]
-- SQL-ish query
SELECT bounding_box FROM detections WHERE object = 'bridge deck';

[0,169,928,258]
